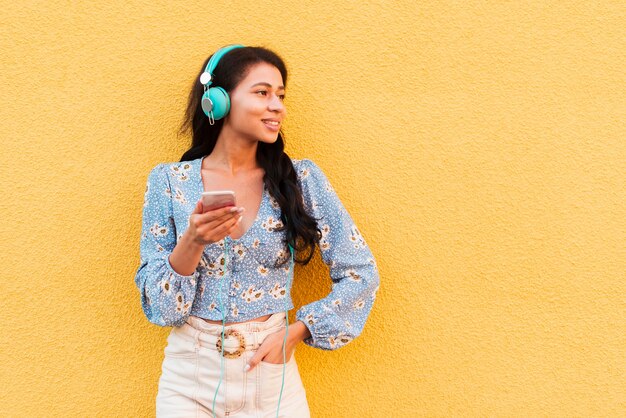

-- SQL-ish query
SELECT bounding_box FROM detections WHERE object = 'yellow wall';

[1,1,624,416]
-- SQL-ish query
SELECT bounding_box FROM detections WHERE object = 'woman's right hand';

[185,200,245,246]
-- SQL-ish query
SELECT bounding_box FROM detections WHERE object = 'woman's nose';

[268,94,285,112]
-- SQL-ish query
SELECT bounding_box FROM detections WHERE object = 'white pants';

[156,311,311,417]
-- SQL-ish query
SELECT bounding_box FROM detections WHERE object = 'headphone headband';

[200,44,245,87]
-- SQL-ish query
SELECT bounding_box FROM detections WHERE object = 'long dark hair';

[178,46,320,265]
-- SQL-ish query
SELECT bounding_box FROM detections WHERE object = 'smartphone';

[201,191,237,213]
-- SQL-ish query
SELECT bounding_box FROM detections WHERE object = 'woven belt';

[215,328,247,359]
[177,321,286,359]
[179,313,287,359]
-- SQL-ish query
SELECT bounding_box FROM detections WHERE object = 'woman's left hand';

[245,326,298,372]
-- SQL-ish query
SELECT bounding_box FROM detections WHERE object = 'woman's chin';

[258,135,280,144]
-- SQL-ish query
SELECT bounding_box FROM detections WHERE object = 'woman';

[134,45,380,418]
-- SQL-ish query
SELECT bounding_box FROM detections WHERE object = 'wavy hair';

[178,46,321,265]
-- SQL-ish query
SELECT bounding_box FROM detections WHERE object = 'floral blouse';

[134,156,380,350]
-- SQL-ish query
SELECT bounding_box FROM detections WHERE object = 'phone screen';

[201,191,236,212]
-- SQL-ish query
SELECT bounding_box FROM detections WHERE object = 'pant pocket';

[259,351,295,369]
[259,352,304,404]
[258,354,310,417]
[156,347,200,416]
[164,327,198,359]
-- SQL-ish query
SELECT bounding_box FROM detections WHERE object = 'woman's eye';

[256,90,267,96]
[279,95,286,100]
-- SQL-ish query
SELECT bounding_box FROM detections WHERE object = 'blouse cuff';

[295,303,341,350]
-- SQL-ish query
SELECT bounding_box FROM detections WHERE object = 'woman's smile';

[262,118,281,131]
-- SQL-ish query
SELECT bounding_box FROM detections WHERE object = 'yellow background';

[1,1,624,416]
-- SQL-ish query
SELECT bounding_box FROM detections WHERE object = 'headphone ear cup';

[207,86,231,120]
[201,90,213,118]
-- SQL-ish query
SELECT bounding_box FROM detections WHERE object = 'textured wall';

[1,1,624,416]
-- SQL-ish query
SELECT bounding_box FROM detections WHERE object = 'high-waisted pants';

[156,311,311,417]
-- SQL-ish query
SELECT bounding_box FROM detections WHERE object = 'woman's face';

[223,62,286,144]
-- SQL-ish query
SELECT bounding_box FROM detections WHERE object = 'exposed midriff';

[200,314,272,325]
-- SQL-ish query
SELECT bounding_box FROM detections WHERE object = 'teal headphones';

[199,44,245,124]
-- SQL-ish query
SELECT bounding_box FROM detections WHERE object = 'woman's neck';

[205,131,260,175]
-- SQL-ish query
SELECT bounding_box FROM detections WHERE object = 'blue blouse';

[134,156,380,350]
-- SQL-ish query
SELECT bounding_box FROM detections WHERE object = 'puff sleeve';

[133,163,200,327]
[294,159,380,350]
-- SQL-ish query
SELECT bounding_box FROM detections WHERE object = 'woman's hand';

[186,200,245,246]
[245,321,311,372]
[245,328,297,372]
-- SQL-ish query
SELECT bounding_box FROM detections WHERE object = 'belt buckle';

[215,328,246,359]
